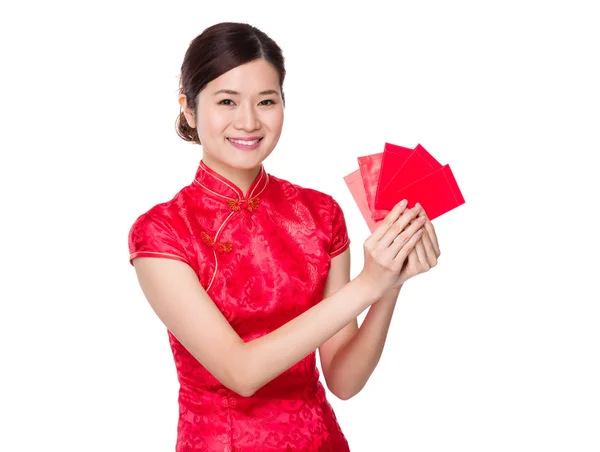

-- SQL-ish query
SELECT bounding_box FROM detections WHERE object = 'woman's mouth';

[227,137,263,150]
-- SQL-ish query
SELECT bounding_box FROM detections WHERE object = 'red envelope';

[346,142,465,229]
[343,169,382,232]
[376,143,414,196]
[357,153,391,221]
[373,143,443,220]
[380,144,441,192]
[376,164,465,220]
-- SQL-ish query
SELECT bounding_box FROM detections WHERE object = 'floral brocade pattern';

[128,161,351,451]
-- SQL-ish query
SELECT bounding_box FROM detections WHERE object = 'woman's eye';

[259,99,275,106]
[218,99,235,106]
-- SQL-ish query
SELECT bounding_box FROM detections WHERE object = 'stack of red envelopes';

[344,143,465,232]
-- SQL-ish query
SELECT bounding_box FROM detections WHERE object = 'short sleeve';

[128,212,189,266]
[329,197,350,258]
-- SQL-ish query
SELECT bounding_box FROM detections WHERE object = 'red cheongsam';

[128,160,352,451]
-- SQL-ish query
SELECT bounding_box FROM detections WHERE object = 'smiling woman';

[180,58,284,189]
[175,24,285,192]
[128,21,437,452]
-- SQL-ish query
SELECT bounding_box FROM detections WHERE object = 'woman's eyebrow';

[257,89,279,96]
[213,89,239,96]
[213,89,279,96]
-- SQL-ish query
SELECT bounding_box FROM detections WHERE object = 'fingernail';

[415,202,421,208]
[399,199,407,207]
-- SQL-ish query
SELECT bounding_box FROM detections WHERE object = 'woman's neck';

[201,154,261,196]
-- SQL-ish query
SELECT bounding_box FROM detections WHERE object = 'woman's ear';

[178,94,196,128]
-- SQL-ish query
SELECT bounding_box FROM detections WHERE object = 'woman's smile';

[227,136,264,150]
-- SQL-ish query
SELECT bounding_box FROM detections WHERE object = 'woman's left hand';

[393,203,441,287]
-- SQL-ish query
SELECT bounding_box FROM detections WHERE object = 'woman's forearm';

[324,285,402,400]
[237,274,383,396]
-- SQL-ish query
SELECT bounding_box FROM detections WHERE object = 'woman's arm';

[133,256,382,397]
[317,238,401,400]
[319,206,442,400]
[132,201,424,397]
[320,284,401,400]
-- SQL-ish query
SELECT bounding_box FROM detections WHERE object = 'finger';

[414,237,428,270]
[382,211,425,257]
[386,214,425,259]
[392,226,423,265]
[423,221,440,257]
[402,247,419,277]
[380,204,423,249]
[370,199,409,241]
[416,203,440,256]
[420,230,438,266]
[407,246,418,266]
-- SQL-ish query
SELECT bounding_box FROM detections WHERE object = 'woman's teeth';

[228,138,260,145]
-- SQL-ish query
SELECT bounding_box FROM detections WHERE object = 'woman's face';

[181,58,284,173]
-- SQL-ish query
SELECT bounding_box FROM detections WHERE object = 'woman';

[128,22,440,452]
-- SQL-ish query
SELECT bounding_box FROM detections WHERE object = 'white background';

[1,1,599,451]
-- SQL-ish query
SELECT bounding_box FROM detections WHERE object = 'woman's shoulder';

[268,174,349,253]
[268,173,336,207]
[128,187,190,235]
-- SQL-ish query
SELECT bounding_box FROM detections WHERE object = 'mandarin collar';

[193,160,270,202]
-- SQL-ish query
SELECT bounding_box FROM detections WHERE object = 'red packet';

[343,169,382,232]
[376,164,465,220]
[357,153,391,221]
[376,143,414,196]
[379,144,441,192]
[373,144,442,220]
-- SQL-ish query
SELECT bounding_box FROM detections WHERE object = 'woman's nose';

[234,104,260,131]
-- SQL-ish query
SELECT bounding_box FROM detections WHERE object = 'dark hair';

[176,22,286,144]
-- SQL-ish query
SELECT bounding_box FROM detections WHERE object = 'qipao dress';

[128,160,352,451]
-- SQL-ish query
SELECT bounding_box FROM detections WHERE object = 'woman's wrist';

[379,284,402,305]
[352,272,388,304]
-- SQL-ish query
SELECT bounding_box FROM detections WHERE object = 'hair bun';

[176,110,201,144]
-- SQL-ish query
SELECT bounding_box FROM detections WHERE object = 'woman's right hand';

[358,200,426,296]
